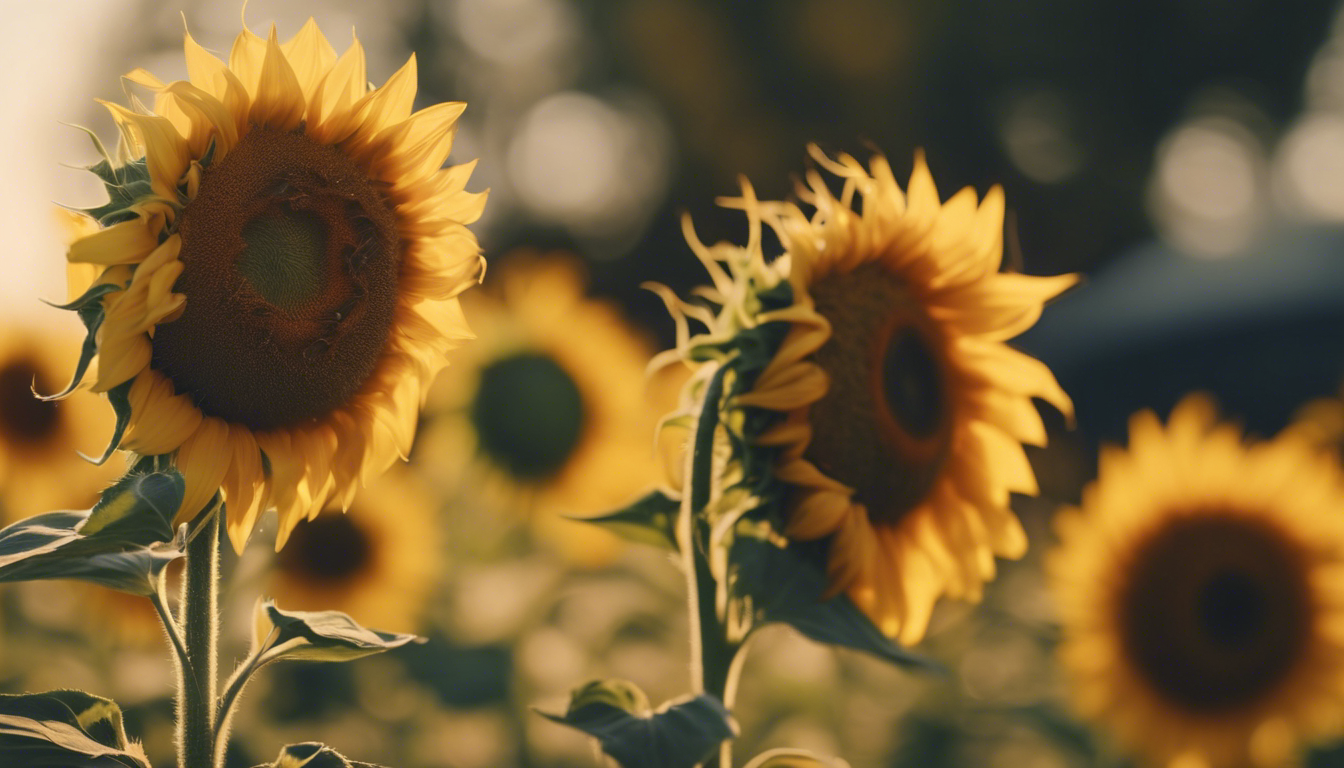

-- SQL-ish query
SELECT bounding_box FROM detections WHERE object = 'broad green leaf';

[726,531,941,673]
[742,748,852,768]
[82,468,183,541]
[257,600,423,665]
[0,690,150,768]
[0,466,185,594]
[249,741,386,768]
[537,681,737,768]
[573,490,680,550]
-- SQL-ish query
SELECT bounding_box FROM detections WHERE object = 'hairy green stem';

[178,503,220,768]
[680,365,746,768]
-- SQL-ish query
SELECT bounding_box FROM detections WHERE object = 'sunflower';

[59,19,484,552]
[416,251,680,566]
[1049,396,1344,768]
[658,146,1074,644]
[0,321,123,521]
[267,465,440,633]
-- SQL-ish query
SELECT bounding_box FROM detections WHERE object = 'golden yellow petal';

[174,416,231,528]
[67,216,160,267]
[280,17,337,103]
[248,26,305,132]
[222,426,267,554]
[121,371,202,455]
[99,103,189,201]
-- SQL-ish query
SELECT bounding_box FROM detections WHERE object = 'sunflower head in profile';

[268,466,440,634]
[0,321,122,521]
[657,146,1075,644]
[58,19,484,552]
[416,251,680,567]
[1049,396,1344,768]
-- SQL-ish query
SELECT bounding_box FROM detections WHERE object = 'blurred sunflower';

[60,18,484,552]
[1049,396,1344,768]
[417,252,678,566]
[0,322,121,521]
[267,466,440,633]
[661,147,1074,644]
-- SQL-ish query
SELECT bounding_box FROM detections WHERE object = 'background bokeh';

[4,1,1344,766]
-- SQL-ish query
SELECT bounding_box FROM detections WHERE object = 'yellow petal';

[280,17,337,103]
[222,427,267,554]
[228,23,268,97]
[248,26,305,131]
[121,372,203,455]
[99,103,190,201]
[350,54,418,138]
[68,216,161,267]
[174,417,231,528]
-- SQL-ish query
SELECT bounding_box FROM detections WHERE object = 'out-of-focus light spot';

[1272,113,1344,221]
[1148,117,1266,258]
[451,0,580,68]
[998,88,1085,184]
[507,91,672,248]
[1306,42,1344,112]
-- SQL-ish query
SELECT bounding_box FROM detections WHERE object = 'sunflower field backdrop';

[2,1,1344,767]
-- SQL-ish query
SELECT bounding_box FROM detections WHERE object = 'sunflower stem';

[177,500,221,768]
[680,365,742,768]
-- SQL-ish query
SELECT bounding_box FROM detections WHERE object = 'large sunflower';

[267,465,440,633]
[60,19,484,551]
[1049,397,1344,768]
[660,147,1075,644]
[416,251,680,566]
[0,322,122,521]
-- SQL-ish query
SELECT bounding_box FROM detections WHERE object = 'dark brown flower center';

[470,352,587,479]
[276,511,375,586]
[801,262,952,526]
[151,126,401,431]
[1118,513,1313,714]
[0,358,61,446]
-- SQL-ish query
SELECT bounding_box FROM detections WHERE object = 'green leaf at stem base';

[0,690,151,768]
[537,678,738,768]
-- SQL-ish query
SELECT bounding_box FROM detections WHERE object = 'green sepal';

[742,749,852,768]
[37,281,125,402]
[0,463,185,594]
[537,680,737,768]
[83,156,154,227]
[80,379,134,466]
[255,599,424,665]
[724,525,941,673]
[572,489,680,550]
[250,742,386,768]
[0,690,150,767]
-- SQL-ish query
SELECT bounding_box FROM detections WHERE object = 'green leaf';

[0,466,185,594]
[0,690,150,767]
[249,742,387,768]
[573,489,680,550]
[742,748,853,768]
[81,467,183,541]
[726,531,941,673]
[256,600,423,665]
[537,680,737,768]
